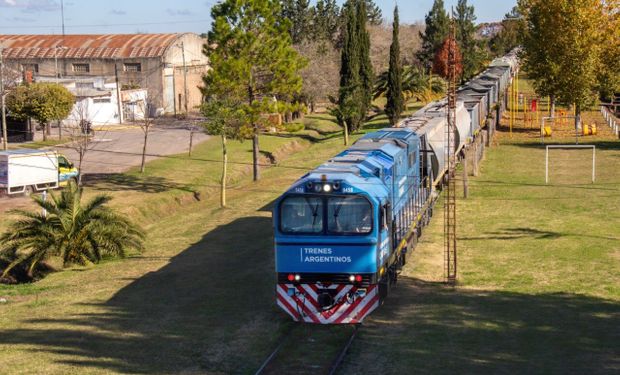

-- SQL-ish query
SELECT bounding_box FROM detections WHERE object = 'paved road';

[0,121,210,213]
[59,124,209,174]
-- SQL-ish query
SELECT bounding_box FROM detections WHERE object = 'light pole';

[1,45,8,150]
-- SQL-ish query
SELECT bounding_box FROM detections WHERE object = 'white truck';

[0,149,79,195]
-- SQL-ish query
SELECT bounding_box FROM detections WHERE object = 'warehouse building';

[0,33,208,116]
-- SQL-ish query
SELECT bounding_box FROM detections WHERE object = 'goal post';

[545,145,596,184]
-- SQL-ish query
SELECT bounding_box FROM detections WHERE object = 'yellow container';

[591,124,597,135]
[583,125,590,136]
[542,126,552,137]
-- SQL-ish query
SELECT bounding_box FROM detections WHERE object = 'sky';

[0,0,517,35]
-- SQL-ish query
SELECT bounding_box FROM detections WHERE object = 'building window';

[93,98,111,104]
[22,63,39,73]
[76,82,94,89]
[124,63,141,72]
[72,63,90,73]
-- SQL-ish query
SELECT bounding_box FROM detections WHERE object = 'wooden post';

[463,149,469,199]
[188,130,194,156]
[473,140,479,177]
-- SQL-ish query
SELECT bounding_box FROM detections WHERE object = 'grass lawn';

[340,78,620,374]
[0,114,377,374]
[0,96,617,374]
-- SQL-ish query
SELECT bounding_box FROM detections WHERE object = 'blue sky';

[0,0,517,35]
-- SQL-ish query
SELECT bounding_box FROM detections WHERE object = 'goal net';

[545,145,596,185]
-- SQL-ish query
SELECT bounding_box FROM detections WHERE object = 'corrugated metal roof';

[0,34,185,59]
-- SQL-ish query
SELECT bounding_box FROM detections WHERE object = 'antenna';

[61,0,65,37]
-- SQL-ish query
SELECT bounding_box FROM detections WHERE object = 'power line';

[0,20,211,30]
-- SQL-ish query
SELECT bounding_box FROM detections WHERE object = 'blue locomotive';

[273,52,518,324]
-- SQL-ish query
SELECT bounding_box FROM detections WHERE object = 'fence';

[600,106,619,138]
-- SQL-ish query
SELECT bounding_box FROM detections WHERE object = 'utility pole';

[114,61,124,124]
[1,46,8,151]
[180,42,189,116]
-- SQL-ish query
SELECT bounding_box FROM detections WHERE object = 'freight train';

[273,51,519,324]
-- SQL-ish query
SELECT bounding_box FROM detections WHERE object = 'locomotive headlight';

[313,184,322,193]
[323,184,332,193]
[294,274,301,281]
[349,275,355,282]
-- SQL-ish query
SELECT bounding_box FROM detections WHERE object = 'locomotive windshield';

[279,195,372,235]
[280,196,324,234]
[327,196,372,234]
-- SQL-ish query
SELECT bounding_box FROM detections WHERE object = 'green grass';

[1,105,617,374]
[0,114,369,374]
[8,137,70,150]
[340,111,620,374]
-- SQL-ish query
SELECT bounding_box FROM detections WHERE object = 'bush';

[284,122,305,133]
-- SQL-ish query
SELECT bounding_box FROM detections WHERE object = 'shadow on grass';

[3,218,618,373]
[0,216,286,373]
[345,278,620,374]
[460,227,619,242]
[83,173,196,194]
[460,227,562,241]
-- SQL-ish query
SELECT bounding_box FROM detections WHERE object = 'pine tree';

[312,0,341,43]
[385,6,404,126]
[281,0,312,44]
[417,0,450,71]
[364,0,383,25]
[336,2,363,144]
[342,0,383,27]
[204,0,306,181]
[456,0,484,81]
[357,0,374,119]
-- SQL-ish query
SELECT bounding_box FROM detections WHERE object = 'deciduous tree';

[433,37,463,80]
[201,99,248,208]
[6,83,74,142]
[520,0,605,128]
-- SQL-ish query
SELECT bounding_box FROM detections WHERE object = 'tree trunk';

[140,127,148,173]
[46,122,51,136]
[343,122,349,146]
[188,131,194,157]
[58,120,62,140]
[575,102,582,131]
[42,122,47,142]
[463,150,469,199]
[549,94,556,118]
[220,134,227,208]
[252,130,260,181]
[77,148,84,186]
[310,102,315,113]
[248,82,260,182]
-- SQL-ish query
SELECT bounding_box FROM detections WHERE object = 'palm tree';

[375,65,446,104]
[0,182,145,278]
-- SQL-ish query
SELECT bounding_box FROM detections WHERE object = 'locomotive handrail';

[393,177,436,256]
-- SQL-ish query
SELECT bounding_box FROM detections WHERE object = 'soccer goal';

[545,145,596,184]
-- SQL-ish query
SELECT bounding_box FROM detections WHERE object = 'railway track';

[255,324,359,375]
